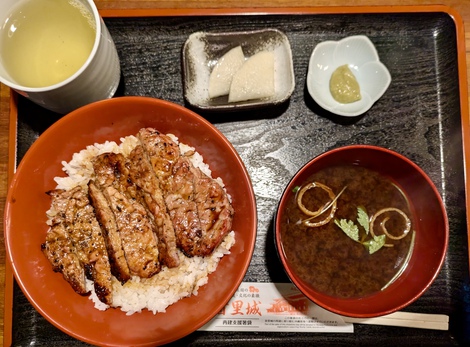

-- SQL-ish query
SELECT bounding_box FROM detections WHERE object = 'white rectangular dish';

[182,28,295,111]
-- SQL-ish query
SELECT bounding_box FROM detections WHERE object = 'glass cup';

[0,0,121,114]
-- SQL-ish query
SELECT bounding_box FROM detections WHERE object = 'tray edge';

[3,4,469,346]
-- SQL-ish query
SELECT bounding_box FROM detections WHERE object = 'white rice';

[48,134,235,315]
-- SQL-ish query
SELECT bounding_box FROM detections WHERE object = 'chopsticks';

[342,311,449,330]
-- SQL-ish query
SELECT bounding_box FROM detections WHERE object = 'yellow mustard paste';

[329,65,361,103]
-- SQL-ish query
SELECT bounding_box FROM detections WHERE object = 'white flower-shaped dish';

[307,35,391,117]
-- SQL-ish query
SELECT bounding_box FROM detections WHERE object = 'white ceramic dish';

[182,29,295,111]
[306,35,391,117]
[0,0,120,114]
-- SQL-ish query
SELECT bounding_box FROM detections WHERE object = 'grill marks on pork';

[88,181,131,283]
[42,222,87,295]
[42,186,113,304]
[127,145,180,268]
[192,166,234,256]
[137,128,234,257]
[136,129,180,188]
[91,153,161,279]
[138,129,202,256]
[165,156,204,256]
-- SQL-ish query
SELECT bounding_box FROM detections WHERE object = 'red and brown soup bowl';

[275,145,448,318]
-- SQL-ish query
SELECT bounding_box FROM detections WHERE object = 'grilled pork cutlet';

[191,166,234,256]
[88,181,131,283]
[167,156,234,256]
[43,186,114,304]
[166,157,204,256]
[127,145,180,268]
[136,128,180,186]
[42,222,87,295]
[92,153,161,278]
[137,128,204,256]
[137,127,234,257]
[54,187,113,304]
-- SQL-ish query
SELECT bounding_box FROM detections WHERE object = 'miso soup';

[280,165,414,299]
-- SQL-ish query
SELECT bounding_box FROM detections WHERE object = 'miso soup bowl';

[274,145,449,318]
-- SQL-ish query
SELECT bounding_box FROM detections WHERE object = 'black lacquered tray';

[9,8,470,346]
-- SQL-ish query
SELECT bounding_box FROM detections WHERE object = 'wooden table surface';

[0,0,469,345]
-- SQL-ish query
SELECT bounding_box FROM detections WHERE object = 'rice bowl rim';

[4,96,258,346]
